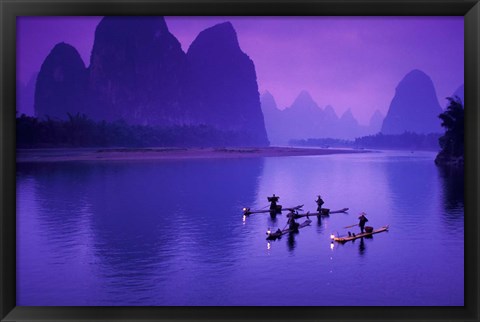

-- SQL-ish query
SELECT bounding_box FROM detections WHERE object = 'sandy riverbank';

[16,146,371,162]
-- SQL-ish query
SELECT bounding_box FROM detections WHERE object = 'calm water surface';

[16,150,464,306]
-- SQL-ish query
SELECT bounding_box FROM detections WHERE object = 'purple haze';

[17,16,463,125]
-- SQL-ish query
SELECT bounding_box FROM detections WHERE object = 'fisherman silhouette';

[358,212,369,233]
[269,194,279,208]
[316,195,325,213]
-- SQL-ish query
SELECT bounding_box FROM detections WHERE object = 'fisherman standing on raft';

[315,195,325,214]
[268,194,280,213]
[358,212,369,233]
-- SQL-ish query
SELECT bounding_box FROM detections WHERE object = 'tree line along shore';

[16,97,463,166]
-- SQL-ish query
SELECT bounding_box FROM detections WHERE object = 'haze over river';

[16,149,464,306]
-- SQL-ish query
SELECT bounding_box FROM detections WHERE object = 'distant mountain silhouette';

[323,105,339,123]
[381,69,443,134]
[289,90,322,114]
[283,91,324,140]
[338,109,359,138]
[260,91,379,144]
[321,105,341,138]
[34,17,269,147]
[368,109,384,134]
[35,42,88,120]
[261,90,324,144]
[260,91,285,145]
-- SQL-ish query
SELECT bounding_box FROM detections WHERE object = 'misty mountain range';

[261,90,384,144]
[17,16,463,147]
[261,70,463,145]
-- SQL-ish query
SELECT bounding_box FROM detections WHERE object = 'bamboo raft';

[266,219,312,240]
[287,207,349,219]
[331,225,389,243]
[243,204,303,216]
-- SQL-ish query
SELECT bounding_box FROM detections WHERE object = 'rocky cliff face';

[381,69,443,134]
[87,16,189,125]
[186,22,269,146]
[34,17,270,146]
[35,42,88,120]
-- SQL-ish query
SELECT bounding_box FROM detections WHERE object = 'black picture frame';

[1,0,478,321]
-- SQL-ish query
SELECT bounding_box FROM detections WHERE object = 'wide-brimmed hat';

[358,212,366,218]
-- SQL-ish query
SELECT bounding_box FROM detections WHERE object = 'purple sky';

[17,16,463,125]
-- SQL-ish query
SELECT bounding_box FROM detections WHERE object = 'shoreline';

[16,146,372,163]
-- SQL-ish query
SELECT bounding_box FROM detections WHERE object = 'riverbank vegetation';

[16,113,258,148]
[291,132,440,151]
[435,96,464,166]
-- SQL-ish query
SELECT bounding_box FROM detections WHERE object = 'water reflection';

[17,158,265,304]
[436,165,464,210]
[383,155,440,211]
[17,162,96,255]
[267,215,279,225]
[358,237,366,256]
[315,216,325,233]
[381,152,463,234]
[436,165,464,234]
[17,151,465,306]
[287,232,297,252]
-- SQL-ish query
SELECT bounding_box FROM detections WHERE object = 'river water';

[16,150,464,306]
